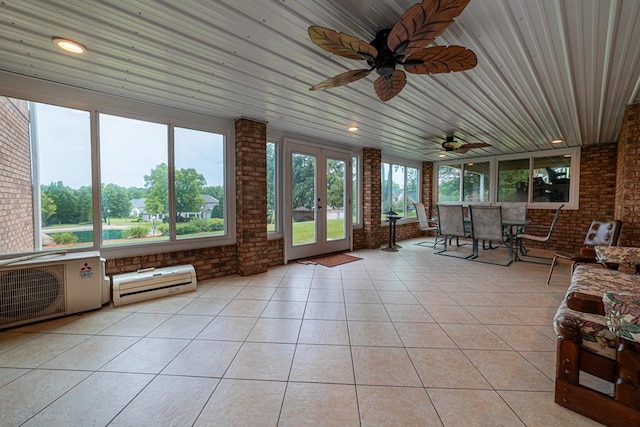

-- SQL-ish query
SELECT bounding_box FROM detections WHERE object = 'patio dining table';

[431,216,530,262]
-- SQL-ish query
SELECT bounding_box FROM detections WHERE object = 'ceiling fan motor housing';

[369,29,396,76]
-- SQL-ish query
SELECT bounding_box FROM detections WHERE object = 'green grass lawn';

[293,218,345,245]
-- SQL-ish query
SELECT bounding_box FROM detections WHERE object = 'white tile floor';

[0,238,605,426]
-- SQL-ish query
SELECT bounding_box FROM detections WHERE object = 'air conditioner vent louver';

[0,251,107,330]
[0,265,65,325]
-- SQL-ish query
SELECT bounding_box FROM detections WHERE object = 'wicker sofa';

[553,247,640,426]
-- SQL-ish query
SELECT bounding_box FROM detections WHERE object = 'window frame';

[0,80,235,259]
[434,147,580,209]
[380,157,422,224]
[266,140,281,236]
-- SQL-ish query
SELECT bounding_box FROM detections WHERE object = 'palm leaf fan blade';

[404,46,477,74]
[387,0,471,57]
[308,26,377,60]
[374,70,407,101]
[309,69,372,91]
[455,142,491,153]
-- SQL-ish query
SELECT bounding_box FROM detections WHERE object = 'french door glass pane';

[327,158,346,241]
[99,114,168,245]
[498,159,529,202]
[174,127,225,240]
[292,153,316,246]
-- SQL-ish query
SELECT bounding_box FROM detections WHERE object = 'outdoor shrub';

[209,218,224,231]
[176,222,198,235]
[156,223,169,235]
[124,225,150,238]
[50,232,79,245]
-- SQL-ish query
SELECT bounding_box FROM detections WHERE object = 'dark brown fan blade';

[374,70,407,101]
[309,69,372,91]
[404,45,477,74]
[454,142,491,153]
[308,26,378,60]
[388,0,471,57]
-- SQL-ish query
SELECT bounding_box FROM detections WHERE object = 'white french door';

[284,142,352,261]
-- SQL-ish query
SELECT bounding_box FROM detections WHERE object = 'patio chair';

[469,205,512,265]
[546,219,622,285]
[514,204,564,261]
[413,202,440,248]
[435,204,472,258]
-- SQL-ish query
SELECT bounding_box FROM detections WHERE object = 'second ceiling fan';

[308,0,477,101]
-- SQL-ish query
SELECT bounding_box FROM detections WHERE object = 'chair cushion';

[603,292,640,344]
[554,265,640,359]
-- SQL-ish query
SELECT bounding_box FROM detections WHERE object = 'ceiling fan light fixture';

[52,37,86,54]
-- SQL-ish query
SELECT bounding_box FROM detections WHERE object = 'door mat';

[297,253,362,267]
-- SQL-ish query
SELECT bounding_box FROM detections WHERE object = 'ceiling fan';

[307,0,477,101]
[436,136,492,153]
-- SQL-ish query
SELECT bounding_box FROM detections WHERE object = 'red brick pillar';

[615,102,640,246]
[421,161,434,218]
[235,118,268,275]
[362,147,382,248]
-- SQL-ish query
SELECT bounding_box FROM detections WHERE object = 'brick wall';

[361,147,382,248]
[105,245,237,280]
[0,97,34,254]
[615,103,640,246]
[422,144,618,253]
[266,237,284,267]
[525,143,618,252]
[235,118,269,275]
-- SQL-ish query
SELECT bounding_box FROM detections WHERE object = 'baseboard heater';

[112,265,197,306]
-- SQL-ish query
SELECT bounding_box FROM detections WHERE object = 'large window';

[266,141,277,232]
[0,96,230,257]
[381,162,419,219]
[438,162,490,203]
[437,148,579,208]
[352,155,360,226]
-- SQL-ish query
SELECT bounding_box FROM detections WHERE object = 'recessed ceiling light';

[551,139,563,144]
[347,126,359,132]
[52,37,86,54]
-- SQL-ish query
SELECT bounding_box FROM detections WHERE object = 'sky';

[35,103,225,189]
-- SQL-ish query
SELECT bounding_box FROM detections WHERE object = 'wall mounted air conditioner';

[0,251,109,330]
[112,265,197,307]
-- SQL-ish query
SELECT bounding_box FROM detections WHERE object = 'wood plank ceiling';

[0,0,638,161]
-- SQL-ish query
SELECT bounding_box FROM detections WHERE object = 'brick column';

[362,147,382,248]
[421,161,434,218]
[235,118,269,275]
[615,102,640,246]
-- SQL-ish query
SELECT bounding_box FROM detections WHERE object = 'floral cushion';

[602,292,640,343]
[553,264,640,359]
[595,246,640,267]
